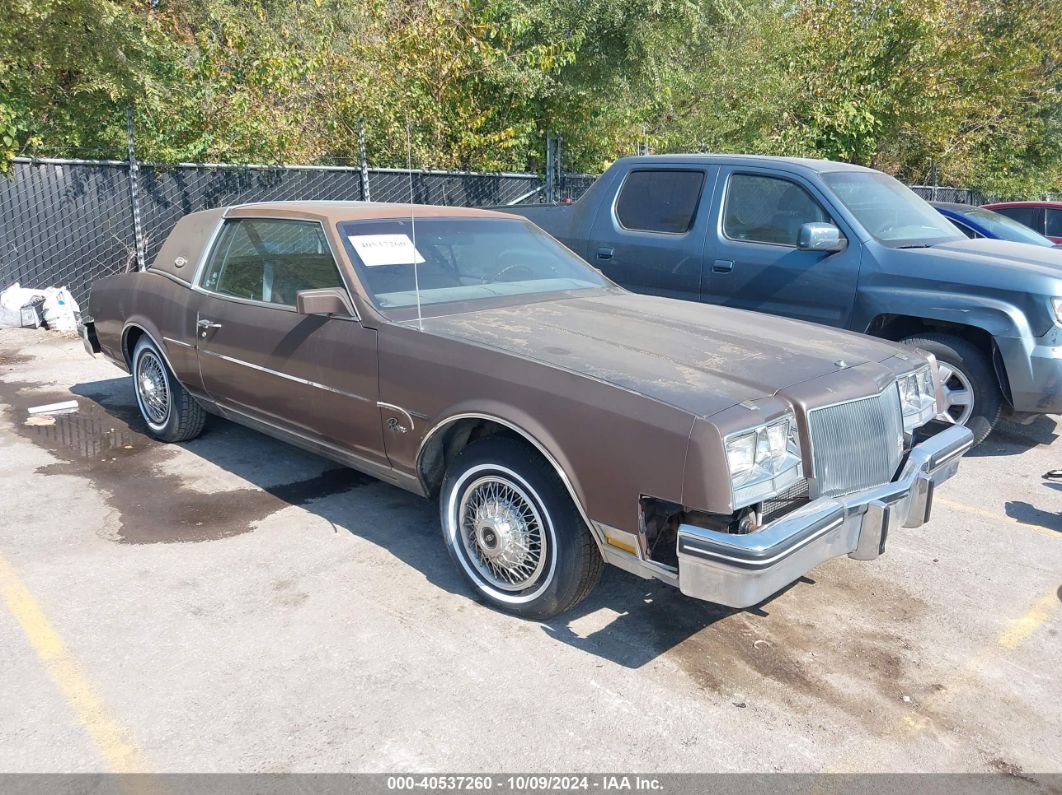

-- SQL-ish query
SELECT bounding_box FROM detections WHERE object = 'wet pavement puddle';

[0,376,371,543]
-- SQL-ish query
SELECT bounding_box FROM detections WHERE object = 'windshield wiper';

[895,243,934,249]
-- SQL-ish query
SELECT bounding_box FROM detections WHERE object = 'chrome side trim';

[416,412,605,550]
[162,336,194,349]
[197,349,371,403]
[215,401,422,495]
[377,402,415,430]
[147,269,192,288]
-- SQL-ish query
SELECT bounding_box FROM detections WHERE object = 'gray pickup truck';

[506,155,1062,444]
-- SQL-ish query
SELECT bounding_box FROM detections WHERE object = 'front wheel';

[902,333,1002,446]
[440,436,603,620]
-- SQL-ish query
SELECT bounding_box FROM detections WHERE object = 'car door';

[194,217,386,465]
[586,167,715,301]
[699,168,861,327]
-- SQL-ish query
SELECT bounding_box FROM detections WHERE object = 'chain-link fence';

[0,158,598,306]
[11,156,1050,311]
[908,185,998,205]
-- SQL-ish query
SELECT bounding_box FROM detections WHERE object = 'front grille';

[761,479,811,524]
[808,387,905,498]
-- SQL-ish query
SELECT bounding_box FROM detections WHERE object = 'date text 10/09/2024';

[386,776,664,791]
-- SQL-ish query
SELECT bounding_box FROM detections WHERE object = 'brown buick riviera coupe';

[81,202,973,619]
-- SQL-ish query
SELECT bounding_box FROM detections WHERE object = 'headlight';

[724,414,802,508]
[896,365,937,432]
[1053,297,1061,324]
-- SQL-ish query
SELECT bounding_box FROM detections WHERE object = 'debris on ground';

[27,400,79,416]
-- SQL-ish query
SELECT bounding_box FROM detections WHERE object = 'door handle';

[596,247,614,260]
[712,259,735,273]
[197,318,222,334]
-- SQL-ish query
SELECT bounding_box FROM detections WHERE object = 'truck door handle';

[596,247,614,260]
[712,259,734,273]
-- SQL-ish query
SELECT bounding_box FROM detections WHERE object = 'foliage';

[1,0,1059,194]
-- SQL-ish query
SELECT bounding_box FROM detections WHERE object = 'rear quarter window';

[614,170,705,234]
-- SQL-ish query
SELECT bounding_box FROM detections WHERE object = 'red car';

[982,201,1062,244]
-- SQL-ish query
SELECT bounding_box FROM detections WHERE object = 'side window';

[615,170,705,233]
[1045,209,1062,238]
[949,219,980,239]
[993,206,1040,231]
[200,219,344,306]
[723,174,830,246]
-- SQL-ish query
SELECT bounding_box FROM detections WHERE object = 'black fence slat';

[0,160,600,306]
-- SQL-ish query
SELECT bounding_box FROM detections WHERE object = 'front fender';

[856,286,1034,341]
[416,399,599,541]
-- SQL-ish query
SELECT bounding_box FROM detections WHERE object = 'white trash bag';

[0,283,80,331]
[42,287,80,331]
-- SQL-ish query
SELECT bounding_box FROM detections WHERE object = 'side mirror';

[296,287,356,318]
[798,222,847,252]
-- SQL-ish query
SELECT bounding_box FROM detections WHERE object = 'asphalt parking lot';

[0,327,1059,775]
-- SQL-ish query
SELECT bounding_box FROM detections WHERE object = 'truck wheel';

[902,333,1002,445]
[440,436,603,620]
[132,336,206,443]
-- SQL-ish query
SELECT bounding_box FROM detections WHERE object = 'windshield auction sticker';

[349,234,425,267]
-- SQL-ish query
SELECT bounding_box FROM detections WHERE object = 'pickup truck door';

[699,167,861,327]
[586,166,716,301]
[193,217,386,466]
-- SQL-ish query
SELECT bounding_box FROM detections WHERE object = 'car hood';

[924,238,1062,280]
[418,291,909,418]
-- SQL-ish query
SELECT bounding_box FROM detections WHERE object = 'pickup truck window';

[339,217,606,309]
[961,207,1055,247]
[822,171,961,246]
[615,170,704,234]
[993,205,1040,230]
[723,174,829,246]
[201,219,344,306]
[1046,209,1062,238]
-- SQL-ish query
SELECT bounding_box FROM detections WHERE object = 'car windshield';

[339,216,607,309]
[958,207,1056,247]
[822,171,963,246]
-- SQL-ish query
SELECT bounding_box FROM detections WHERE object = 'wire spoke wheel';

[458,475,547,592]
[136,350,171,426]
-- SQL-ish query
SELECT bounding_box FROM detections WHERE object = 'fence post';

[358,119,371,202]
[125,108,147,271]
[545,132,556,205]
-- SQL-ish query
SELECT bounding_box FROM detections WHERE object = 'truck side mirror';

[296,287,356,318]
[798,222,847,252]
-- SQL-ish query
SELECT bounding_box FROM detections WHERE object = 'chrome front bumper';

[676,424,974,608]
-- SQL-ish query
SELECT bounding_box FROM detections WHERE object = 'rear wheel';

[440,436,603,620]
[132,336,206,443]
[902,333,1002,446]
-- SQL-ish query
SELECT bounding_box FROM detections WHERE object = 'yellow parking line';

[999,590,1059,650]
[827,586,1059,773]
[0,553,148,773]
[936,496,1058,538]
